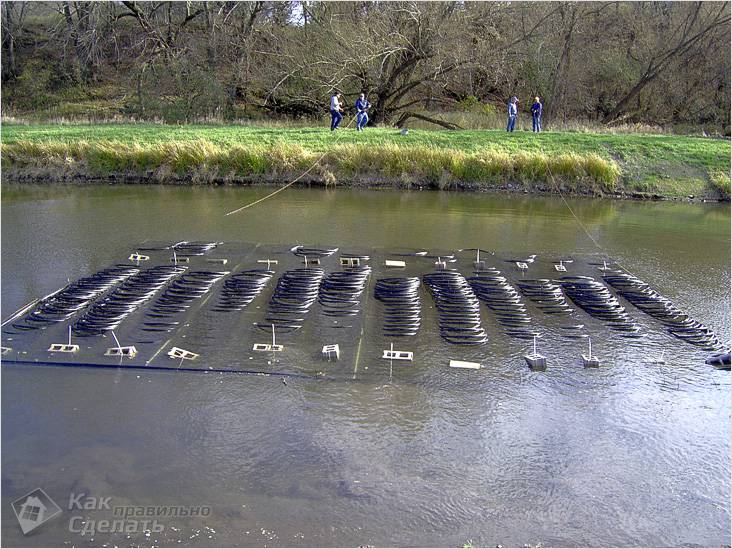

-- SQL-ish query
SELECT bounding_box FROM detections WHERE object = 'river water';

[1,185,730,547]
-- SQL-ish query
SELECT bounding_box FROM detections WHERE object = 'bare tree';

[1,1,27,81]
[1,1,729,128]
[602,1,730,124]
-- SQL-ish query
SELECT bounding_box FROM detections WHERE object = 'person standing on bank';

[507,96,518,132]
[330,92,344,131]
[531,96,543,132]
[355,93,371,131]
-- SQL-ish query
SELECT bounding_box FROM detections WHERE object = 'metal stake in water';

[588,337,592,358]
[173,249,178,265]
[110,330,123,352]
[533,335,537,356]
[476,249,480,263]
[655,349,666,366]
[271,324,278,363]
[68,325,72,347]
[389,342,394,382]
[111,330,124,364]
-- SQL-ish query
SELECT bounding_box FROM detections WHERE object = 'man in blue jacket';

[355,93,371,131]
[507,96,518,132]
[531,96,543,132]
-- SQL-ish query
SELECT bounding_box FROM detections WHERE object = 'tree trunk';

[1,3,18,80]
[63,1,95,82]
[394,111,462,130]
[546,4,576,120]
[602,73,653,124]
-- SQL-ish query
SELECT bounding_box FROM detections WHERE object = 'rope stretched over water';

[224,114,357,217]
[546,169,642,280]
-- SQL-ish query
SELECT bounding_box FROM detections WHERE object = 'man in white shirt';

[330,92,343,131]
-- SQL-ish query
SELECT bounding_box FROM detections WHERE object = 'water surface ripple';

[1,186,729,547]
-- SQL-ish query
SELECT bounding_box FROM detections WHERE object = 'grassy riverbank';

[2,123,729,198]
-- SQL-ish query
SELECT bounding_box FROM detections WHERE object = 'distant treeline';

[2,1,730,129]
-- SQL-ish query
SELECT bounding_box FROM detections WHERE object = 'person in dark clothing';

[507,96,518,132]
[330,92,343,131]
[531,96,543,132]
[355,93,371,131]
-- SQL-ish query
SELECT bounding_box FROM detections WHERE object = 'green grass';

[1,123,729,197]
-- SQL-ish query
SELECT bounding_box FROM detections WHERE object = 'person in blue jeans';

[507,96,518,132]
[355,93,371,131]
[330,92,343,131]
[531,96,543,132]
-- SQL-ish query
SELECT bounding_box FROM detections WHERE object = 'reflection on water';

[1,185,730,547]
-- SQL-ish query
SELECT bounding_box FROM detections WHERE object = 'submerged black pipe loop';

[424,270,487,345]
[467,268,536,337]
[603,271,721,349]
[72,265,187,336]
[375,275,422,337]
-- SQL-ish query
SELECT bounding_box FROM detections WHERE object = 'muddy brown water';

[1,185,730,547]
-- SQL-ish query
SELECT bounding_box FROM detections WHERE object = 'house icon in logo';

[11,488,62,535]
[18,496,48,531]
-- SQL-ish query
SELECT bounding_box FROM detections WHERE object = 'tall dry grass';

[709,170,731,196]
[1,139,621,192]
